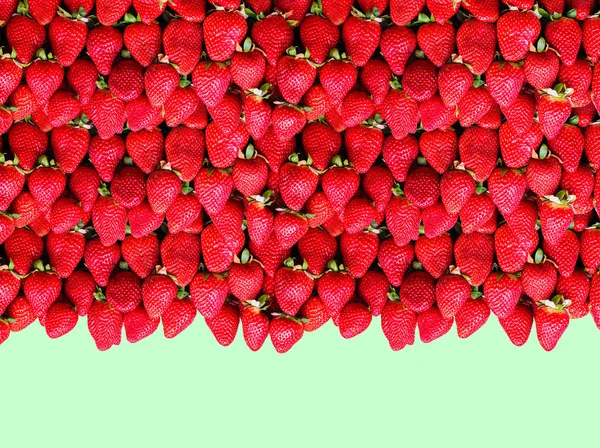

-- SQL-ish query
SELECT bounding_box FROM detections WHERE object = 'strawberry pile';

[1,0,600,354]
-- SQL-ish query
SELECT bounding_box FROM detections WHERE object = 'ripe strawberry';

[342,15,381,68]
[28,165,66,213]
[121,234,159,279]
[414,233,453,279]
[123,22,161,67]
[417,305,453,343]
[556,271,590,319]
[228,252,263,303]
[0,163,25,210]
[360,59,392,106]
[457,85,493,128]
[398,270,435,313]
[486,62,524,108]
[105,271,143,314]
[68,167,99,214]
[455,297,490,339]
[299,14,338,65]
[7,296,36,332]
[316,264,354,318]
[496,11,540,62]
[344,125,384,174]
[123,305,160,343]
[240,301,270,351]
[545,18,581,67]
[583,17,600,64]
[547,124,584,173]
[6,15,46,64]
[296,228,336,276]
[543,230,579,278]
[321,0,353,25]
[107,59,144,102]
[0,213,15,244]
[203,10,246,62]
[162,19,202,76]
[23,267,61,318]
[340,231,379,279]
[321,163,360,214]
[0,268,20,315]
[201,223,236,274]
[580,227,600,274]
[362,166,394,213]
[45,301,78,339]
[46,231,85,278]
[204,302,239,346]
[300,296,329,332]
[269,315,304,353]
[539,193,574,246]
[456,19,496,75]
[417,21,454,68]
[85,90,126,140]
[379,25,416,76]
[419,129,456,174]
[66,59,97,105]
[84,238,120,287]
[404,166,440,209]
[381,298,417,350]
[385,194,420,247]
[494,223,532,273]
[439,170,475,214]
[458,127,499,182]
[48,15,87,67]
[86,26,122,76]
[125,94,163,132]
[8,122,48,172]
[165,126,205,182]
[277,53,317,105]
[88,299,122,351]
[279,159,319,211]
[0,58,22,104]
[162,297,196,338]
[271,104,306,141]
[205,120,249,169]
[402,59,438,103]
[487,168,527,216]
[339,301,372,339]
[63,270,96,317]
[160,232,201,286]
[273,211,308,249]
[454,232,494,286]
[535,298,570,352]
[521,253,558,304]
[91,195,127,247]
[142,274,178,320]
[437,63,472,108]
[435,274,471,319]
[380,88,420,140]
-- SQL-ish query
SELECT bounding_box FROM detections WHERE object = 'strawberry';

[110,166,147,209]
[535,297,570,352]
[205,120,249,170]
[66,59,97,106]
[495,223,531,273]
[132,0,165,23]
[63,270,96,317]
[45,301,78,339]
[162,19,202,76]
[0,58,22,104]
[455,19,496,75]
[543,230,579,278]
[584,125,600,170]
[455,296,489,339]
[580,227,600,274]
[458,127,499,182]
[128,201,163,238]
[277,52,317,105]
[417,305,453,343]
[0,0,18,24]
[46,230,85,278]
[385,194,420,247]
[300,296,329,332]
[556,271,590,319]
[420,201,456,238]
[227,250,264,303]
[342,14,381,68]
[0,268,20,315]
[299,13,339,65]
[270,315,304,353]
[48,15,87,67]
[419,129,457,175]
[547,124,584,173]
[296,228,337,276]
[23,266,62,318]
[279,159,319,212]
[240,300,270,351]
[125,94,163,132]
[497,302,532,346]
[539,192,574,246]
[398,270,434,313]
[121,234,159,279]
[8,122,48,172]
[380,87,420,140]
[486,61,524,108]
[0,213,15,244]
[273,211,308,249]
[344,125,384,174]
[201,223,236,274]
[545,18,581,67]
[488,168,527,216]
[105,271,143,314]
[165,126,205,182]
[404,166,440,209]
[170,0,206,21]
[339,301,372,339]
[583,17,600,64]
[362,166,394,213]
[381,298,417,350]
[205,302,240,346]
[525,153,562,198]
[84,238,120,287]
[142,274,178,320]
[435,274,471,319]
[161,232,201,286]
[340,91,375,128]
[417,21,455,68]
[192,61,231,109]
[321,0,353,25]
[437,63,472,108]
[6,15,46,64]
[162,297,196,338]
[454,232,494,286]
[28,165,66,213]
[496,11,541,62]
[0,162,25,210]
[96,0,130,26]
[340,231,379,279]
[88,299,123,351]
[361,59,392,106]
[123,305,160,343]
[123,22,161,67]
[271,104,306,141]
[402,59,438,102]
[440,170,475,214]
[86,26,123,76]
[415,233,453,279]
[379,25,416,75]
[203,10,247,62]
[85,90,126,140]
[316,262,354,318]
[166,193,201,234]
[521,251,558,303]
[254,128,294,172]
[457,86,493,128]
[319,58,357,107]
[7,296,36,332]
[92,195,127,247]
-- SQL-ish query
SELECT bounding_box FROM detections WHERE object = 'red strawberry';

[321,163,360,214]
[535,297,570,352]
[0,268,20,315]
[483,271,523,319]
[317,263,355,318]
[269,315,304,353]
[440,169,475,214]
[454,232,494,286]
[45,301,78,339]
[556,270,590,319]
[380,87,420,140]
[545,18,581,67]
[23,266,62,318]
[28,165,66,213]
[521,252,558,303]
[339,301,372,339]
[164,126,205,182]
[437,62,472,108]
[381,298,417,350]
[385,194,420,247]
[497,11,541,62]
[539,193,574,246]
[88,299,122,351]
[48,15,87,67]
[203,10,247,62]
[142,274,178,320]
[8,122,48,172]
[321,0,353,25]
[417,21,455,68]
[414,233,453,279]
[435,274,471,319]
[547,124,584,173]
[105,271,143,314]
[399,270,435,313]
[277,52,317,105]
[538,89,573,140]
[123,304,159,343]
[499,302,533,347]
[204,302,240,346]
[273,211,308,249]
[342,15,382,68]
[299,13,339,65]
[123,22,161,67]
[417,304,453,343]
[46,231,85,278]
[84,238,120,287]
[296,228,337,276]
[0,163,25,210]
[486,61,524,108]
[455,296,490,339]
[85,90,126,140]
[361,59,392,106]
[456,19,496,75]
[92,195,128,247]
[543,230,579,278]
[7,296,36,332]
[64,270,96,317]
[162,297,196,338]
[201,223,236,274]
[0,58,22,104]
[458,127,499,182]
[86,26,123,76]
[362,166,394,213]
[160,232,201,286]
[300,296,329,332]
[379,25,416,75]
[340,231,379,279]
[163,19,202,72]
[580,227,600,274]
[66,59,97,106]
[6,15,46,64]
[240,300,270,351]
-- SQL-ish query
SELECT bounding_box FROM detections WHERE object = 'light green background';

[2,315,597,447]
